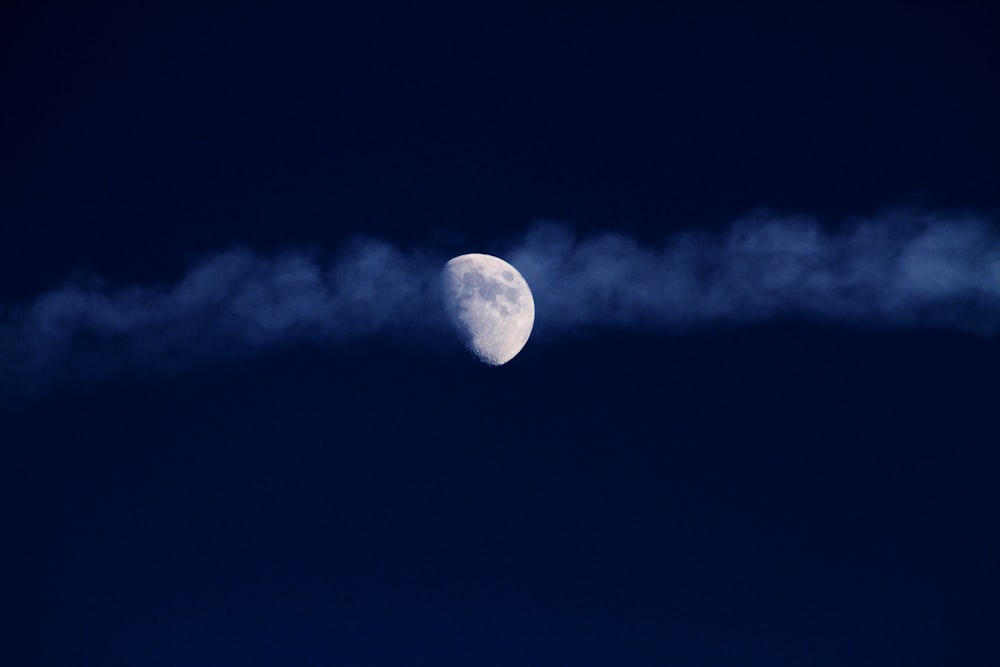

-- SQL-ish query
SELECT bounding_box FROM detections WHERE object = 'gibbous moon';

[441,253,535,366]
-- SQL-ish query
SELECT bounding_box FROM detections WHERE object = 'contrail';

[1,210,997,400]
[508,210,1000,336]
[0,240,448,401]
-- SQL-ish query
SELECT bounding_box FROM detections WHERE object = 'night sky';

[3,2,999,665]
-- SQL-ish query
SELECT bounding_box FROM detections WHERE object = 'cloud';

[507,210,1000,336]
[0,241,448,401]
[1,210,997,400]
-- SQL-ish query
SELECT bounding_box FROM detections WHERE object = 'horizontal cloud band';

[510,211,1000,336]
[1,210,997,398]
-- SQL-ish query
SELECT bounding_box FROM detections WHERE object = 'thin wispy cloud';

[2,210,997,400]
[0,241,446,400]
[509,210,1000,336]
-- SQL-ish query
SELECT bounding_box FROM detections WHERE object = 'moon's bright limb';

[441,253,535,366]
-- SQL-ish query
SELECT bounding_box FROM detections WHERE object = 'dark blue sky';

[3,2,999,665]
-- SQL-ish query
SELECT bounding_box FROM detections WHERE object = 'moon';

[441,253,535,366]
